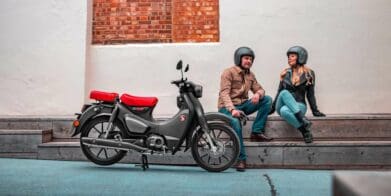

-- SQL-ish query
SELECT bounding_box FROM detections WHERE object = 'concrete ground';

[0,158,332,196]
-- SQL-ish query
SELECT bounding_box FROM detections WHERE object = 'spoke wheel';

[80,116,127,165]
[191,122,240,172]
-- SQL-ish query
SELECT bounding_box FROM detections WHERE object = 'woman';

[269,46,325,143]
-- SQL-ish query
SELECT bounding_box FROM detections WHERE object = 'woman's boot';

[294,112,312,129]
[298,126,313,143]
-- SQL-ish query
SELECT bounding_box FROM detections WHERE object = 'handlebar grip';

[171,80,183,85]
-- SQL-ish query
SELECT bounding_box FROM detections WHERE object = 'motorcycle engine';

[146,134,166,150]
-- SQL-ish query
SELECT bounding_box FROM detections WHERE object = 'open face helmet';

[287,46,308,65]
[234,47,255,66]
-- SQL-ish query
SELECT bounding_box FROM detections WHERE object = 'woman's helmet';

[234,47,255,66]
[287,46,308,65]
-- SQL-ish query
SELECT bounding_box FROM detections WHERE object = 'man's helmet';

[287,46,308,65]
[234,47,255,66]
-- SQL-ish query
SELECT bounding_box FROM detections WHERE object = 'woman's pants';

[276,90,307,128]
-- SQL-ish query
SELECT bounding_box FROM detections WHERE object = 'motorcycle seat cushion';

[120,93,158,107]
[90,90,118,102]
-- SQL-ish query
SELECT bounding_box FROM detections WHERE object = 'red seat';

[90,90,118,103]
[120,93,158,107]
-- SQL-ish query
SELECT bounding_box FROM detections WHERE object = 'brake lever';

[237,111,249,126]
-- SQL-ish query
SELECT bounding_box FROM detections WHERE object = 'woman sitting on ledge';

[269,46,326,143]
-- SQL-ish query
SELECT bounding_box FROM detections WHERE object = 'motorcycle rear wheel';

[80,116,127,165]
[191,122,240,172]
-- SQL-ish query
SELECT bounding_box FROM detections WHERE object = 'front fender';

[184,113,232,152]
[71,104,114,137]
[204,112,232,125]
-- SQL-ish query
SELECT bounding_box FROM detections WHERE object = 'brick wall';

[92,0,219,44]
[172,0,219,42]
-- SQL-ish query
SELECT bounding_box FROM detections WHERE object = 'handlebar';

[171,79,182,85]
[171,78,187,86]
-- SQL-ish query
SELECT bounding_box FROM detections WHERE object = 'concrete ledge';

[37,142,196,165]
[0,116,74,139]
[333,171,391,196]
[246,141,391,169]
[0,152,37,159]
[37,141,391,169]
[1,114,390,140]
[0,129,52,153]
[249,117,391,140]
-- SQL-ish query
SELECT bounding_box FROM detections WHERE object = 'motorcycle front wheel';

[191,122,240,172]
[80,116,127,165]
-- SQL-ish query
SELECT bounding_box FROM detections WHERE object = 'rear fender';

[71,104,114,137]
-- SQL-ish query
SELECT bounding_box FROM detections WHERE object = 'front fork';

[197,114,218,152]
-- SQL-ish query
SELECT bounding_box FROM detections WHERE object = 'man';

[218,46,273,172]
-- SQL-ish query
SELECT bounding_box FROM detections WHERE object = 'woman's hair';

[280,65,314,85]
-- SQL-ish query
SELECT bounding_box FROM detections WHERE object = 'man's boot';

[294,112,312,129]
[235,160,246,172]
[250,133,273,142]
[298,126,313,143]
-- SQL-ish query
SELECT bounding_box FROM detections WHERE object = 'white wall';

[88,0,391,116]
[1,0,390,116]
[0,0,89,115]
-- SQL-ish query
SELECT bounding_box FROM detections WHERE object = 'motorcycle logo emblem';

[179,114,187,122]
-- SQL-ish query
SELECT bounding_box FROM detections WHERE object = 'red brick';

[92,0,219,44]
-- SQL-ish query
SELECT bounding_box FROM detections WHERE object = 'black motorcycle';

[71,60,240,172]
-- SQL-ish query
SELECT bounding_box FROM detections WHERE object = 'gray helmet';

[234,47,255,66]
[287,46,308,65]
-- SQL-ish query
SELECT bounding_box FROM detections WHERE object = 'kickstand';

[141,154,149,171]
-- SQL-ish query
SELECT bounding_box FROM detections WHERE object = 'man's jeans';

[219,95,272,160]
[276,90,307,128]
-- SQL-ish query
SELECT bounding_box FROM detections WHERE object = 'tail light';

[73,120,80,127]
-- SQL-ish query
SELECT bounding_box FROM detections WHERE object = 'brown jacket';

[218,66,264,111]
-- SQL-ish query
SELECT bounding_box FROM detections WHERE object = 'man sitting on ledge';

[218,46,273,172]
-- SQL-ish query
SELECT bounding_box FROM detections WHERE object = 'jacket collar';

[233,65,250,74]
[283,68,309,86]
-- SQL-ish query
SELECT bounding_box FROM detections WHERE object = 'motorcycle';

[71,60,240,172]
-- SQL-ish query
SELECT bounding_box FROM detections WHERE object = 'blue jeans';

[219,95,272,160]
[276,90,307,128]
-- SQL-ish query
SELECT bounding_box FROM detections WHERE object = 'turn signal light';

[73,120,80,127]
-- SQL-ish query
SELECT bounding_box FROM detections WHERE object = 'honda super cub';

[71,60,240,172]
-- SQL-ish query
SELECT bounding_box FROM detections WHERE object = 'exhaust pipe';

[81,137,148,152]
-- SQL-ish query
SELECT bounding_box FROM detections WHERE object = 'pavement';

[0,158,332,196]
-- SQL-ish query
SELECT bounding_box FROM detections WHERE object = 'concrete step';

[0,116,73,139]
[0,129,52,153]
[37,140,391,169]
[247,114,391,140]
[0,152,37,159]
[37,142,195,164]
[0,114,391,141]
[1,114,390,140]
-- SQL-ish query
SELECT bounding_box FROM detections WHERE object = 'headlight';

[194,85,203,98]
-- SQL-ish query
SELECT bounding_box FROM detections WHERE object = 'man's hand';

[231,109,242,117]
[251,90,264,104]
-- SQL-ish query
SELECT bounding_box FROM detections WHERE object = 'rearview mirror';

[184,64,189,72]
[176,60,183,70]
